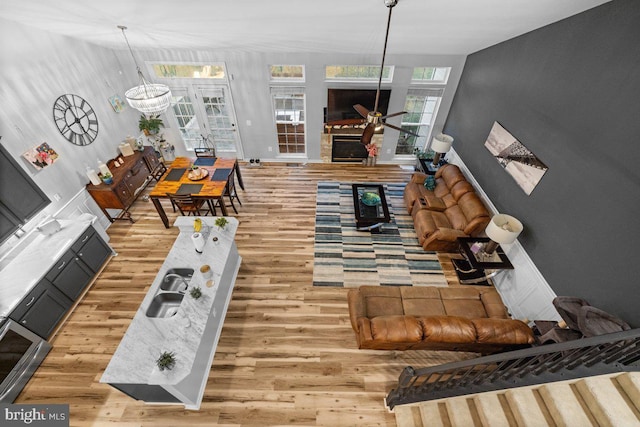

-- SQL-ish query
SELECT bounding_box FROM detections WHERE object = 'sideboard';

[86,147,165,223]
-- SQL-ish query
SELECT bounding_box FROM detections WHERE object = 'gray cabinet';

[46,225,111,300]
[9,224,112,339]
[72,226,112,273]
[9,279,72,339]
[0,142,51,243]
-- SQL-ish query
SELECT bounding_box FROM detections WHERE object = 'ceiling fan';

[329,0,420,145]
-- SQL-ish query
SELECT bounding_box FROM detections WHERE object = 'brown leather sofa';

[347,285,535,353]
[403,164,491,252]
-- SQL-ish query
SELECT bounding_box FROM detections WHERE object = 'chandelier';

[118,26,172,115]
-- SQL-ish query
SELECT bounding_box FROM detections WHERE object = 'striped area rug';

[313,182,446,287]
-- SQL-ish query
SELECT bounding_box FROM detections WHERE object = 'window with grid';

[411,67,450,84]
[270,65,305,81]
[325,65,393,82]
[171,94,201,150]
[271,87,306,155]
[395,88,444,155]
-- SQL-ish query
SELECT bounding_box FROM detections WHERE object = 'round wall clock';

[52,94,99,146]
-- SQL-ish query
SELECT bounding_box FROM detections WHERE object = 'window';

[411,67,450,84]
[271,87,306,155]
[152,64,225,79]
[395,88,444,155]
[270,65,305,81]
[325,65,393,82]
[170,94,201,150]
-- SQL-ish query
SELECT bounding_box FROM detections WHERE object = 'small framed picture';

[108,94,125,113]
[23,142,59,170]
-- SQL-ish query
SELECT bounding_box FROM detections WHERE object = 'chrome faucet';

[164,273,189,293]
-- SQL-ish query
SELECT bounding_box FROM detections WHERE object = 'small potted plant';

[138,114,164,136]
[189,286,202,300]
[156,351,176,371]
[215,217,228,230]
[100,172,113,185]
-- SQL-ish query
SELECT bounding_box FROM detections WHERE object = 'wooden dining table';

[148,156,244,228]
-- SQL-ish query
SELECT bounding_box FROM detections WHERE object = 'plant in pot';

[215,217,229,230]
[156,351,176,371]
[189,286,202,300]
[138,114,164,136]
[100,172,113,185]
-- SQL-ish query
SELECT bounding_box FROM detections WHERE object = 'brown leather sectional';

[403,164,491,252]
[347,285,535,353]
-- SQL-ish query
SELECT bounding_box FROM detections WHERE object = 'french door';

[169,84,242,157]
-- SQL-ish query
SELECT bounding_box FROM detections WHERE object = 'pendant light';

[118,25,172,115]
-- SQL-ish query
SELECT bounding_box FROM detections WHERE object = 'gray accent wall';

[443,0,640,326]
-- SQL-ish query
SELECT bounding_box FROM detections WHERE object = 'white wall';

[0,18,142,254]
[130,48,467,162]
[0,17,466,255]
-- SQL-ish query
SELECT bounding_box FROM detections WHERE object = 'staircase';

[394,372,640,427]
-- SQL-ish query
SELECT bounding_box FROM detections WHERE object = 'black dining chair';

[223,167,242,214]
[166,193,212,216]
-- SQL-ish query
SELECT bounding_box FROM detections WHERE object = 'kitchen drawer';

[44,250,75,283]
[71,225,96,253]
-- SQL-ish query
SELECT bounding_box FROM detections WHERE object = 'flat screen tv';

[326,89,391,123]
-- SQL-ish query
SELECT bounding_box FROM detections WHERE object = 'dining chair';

[223,167,242,214]
[166,193,211,216]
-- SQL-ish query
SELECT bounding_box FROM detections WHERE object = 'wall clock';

[53,94,99,146]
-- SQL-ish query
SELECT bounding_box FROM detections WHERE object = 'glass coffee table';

[351,184,391,232]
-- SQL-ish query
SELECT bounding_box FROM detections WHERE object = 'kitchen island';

[100,216,241,410]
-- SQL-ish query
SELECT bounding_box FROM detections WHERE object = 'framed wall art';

[484,121,548,195]
[23,142,59,170]
[108,94,125,113]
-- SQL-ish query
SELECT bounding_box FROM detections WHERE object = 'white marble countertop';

[0,216,98,319]
[100,216,239,386]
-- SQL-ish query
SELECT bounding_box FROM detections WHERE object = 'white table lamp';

[484,214,523,254]
[430,134,454,167]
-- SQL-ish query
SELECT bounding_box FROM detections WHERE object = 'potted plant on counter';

[156,351,176,371]
[215,217,228,230]
[138,114,164,136]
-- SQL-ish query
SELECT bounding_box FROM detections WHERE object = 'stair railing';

[385,328,640,409]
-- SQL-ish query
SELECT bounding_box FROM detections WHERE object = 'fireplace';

[331,135,367,162]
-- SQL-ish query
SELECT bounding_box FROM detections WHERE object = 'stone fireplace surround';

[320,127,383,163]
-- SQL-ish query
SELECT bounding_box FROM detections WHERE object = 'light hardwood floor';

[17,162,475,427]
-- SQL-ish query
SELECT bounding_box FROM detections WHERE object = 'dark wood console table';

[86,147,164,223]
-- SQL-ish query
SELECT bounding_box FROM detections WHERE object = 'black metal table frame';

[351,183,391,233]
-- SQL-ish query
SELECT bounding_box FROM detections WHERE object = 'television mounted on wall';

[326,89,391,123]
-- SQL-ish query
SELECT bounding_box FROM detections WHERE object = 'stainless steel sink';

[160,268,194,292]
[145,292,185,318]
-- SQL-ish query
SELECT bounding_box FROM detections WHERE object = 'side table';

[453,237,514,285]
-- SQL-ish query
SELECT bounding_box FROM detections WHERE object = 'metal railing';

[385,328,640,409]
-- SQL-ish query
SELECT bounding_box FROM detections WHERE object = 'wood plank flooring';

[17,162,477,426]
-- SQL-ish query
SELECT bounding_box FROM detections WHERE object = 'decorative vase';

[424,175,436,191]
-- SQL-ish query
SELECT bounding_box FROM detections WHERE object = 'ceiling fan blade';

[361,123,376,145]
[380,111,406,119]
[382,122,420,138]
[353,104,370,119]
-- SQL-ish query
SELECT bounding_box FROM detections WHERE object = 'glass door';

[196,85,241,157]
[168,85,242,158]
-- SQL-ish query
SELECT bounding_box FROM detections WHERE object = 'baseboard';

[447,149,560,322]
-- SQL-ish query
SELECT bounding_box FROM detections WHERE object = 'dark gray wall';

[444,0,640,326]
